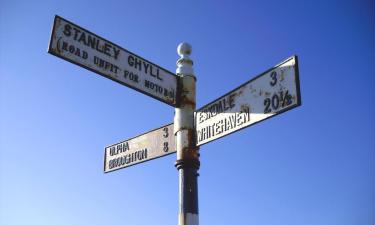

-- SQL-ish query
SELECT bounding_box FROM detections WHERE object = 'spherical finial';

[177,42,192,56]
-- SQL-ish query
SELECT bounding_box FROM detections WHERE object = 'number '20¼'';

[263,71,293,113]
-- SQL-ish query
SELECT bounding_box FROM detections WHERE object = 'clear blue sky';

[1,1,374,225]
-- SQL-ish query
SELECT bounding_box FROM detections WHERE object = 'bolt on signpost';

[48,15,301,225]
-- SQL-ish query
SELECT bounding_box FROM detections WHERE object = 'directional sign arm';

[104,123,175,173]
[48,15,179,106]
[195,56,301,146]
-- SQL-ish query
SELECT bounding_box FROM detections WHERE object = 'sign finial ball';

[177,42,192,56]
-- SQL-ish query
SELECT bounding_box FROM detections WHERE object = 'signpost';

[195,56,301,146]
[48,16,302,225]
[48,15,178,106]
[104,123,175,173]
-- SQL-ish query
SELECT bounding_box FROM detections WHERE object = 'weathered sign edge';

[103,123,175,173]
[47,15,179,107]
[195,55,302,147]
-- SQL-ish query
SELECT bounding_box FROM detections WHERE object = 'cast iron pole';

[174,43,200,225]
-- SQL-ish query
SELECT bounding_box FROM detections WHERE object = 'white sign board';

[104,124,175,173]
[48,15,178,106]
[195,56,301,146]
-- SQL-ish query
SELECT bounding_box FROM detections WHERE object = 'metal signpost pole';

[174,43,199,225]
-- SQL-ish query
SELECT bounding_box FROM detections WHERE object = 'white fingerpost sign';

[195,56,301,146]
[104,124,175,173]
[48,15,178,106]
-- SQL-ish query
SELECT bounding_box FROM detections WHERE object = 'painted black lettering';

[95,39,103,53]
[198,112,204,124]
[223,98,230,111]
[163,127,169,138]
[103,43,111,57]
[281,90,292,107]
[82,51,88,59]
[109,146,115,156]
[143,62,150,74]
[130,73,138,82]
[272,94,280,110]
[69,45,75,53]
[62,41,68,51]
[124,70,129,79]
[63,24,72,37]
[74,48,81,57]
[144,80,163,93]
[229,115,236,129]
[229,93,236,108]
[94,56,99,65]
[217,101,223,114]
[156,69,162,81]
[73,27,81,40]
[264,98,271,113]
[123,142,129,151]
[134,57,141,70]
[163,142,169,152]
[87,35,96,49]
[150,65,162,81]
[236,112,243,126]
[128,55,134,66]
[270,71,277,86]
[137,151,143,160]
[78,32,87,45]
